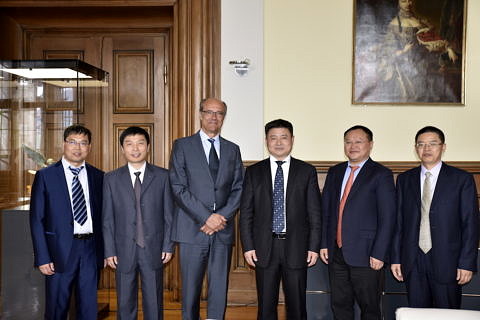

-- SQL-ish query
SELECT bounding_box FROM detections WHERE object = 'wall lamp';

[229,58,250,77]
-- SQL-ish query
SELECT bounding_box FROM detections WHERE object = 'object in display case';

[0,59,108,208]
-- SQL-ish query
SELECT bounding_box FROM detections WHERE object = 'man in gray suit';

[103,126,174,320]
[169,98,244,320]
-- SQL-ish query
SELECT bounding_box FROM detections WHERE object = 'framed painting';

[352,0,466,105]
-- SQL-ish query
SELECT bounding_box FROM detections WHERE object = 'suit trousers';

[179,237,232,320]
[45,237,98,320]
[405,248,461,308]
[255,238,307,320]
[329,246,383,320]
[116,245,164,320]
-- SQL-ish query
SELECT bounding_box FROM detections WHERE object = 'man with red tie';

[320,125,396,320]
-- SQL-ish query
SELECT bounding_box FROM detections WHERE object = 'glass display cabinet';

[0,60,108,318]
[0,59,108,210]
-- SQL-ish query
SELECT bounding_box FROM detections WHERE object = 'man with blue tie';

[320,125,396,320]
[30,125,105,319]
[169,98,244,320]
[391,126,479,308]
[240,119,322,319]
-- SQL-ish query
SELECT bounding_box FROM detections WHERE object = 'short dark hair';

[344,125,373,141]
[119,126,150,146]
[63,125,92,144]
[265,119,294,136]
[199,98,228,113]
[415,126,445,144]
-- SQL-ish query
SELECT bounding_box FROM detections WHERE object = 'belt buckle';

[74,233,93,240]
[273,232,287,240]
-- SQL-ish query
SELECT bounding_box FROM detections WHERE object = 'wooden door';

[26,30,170,300]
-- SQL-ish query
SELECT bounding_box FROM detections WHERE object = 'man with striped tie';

[30,125,105,319]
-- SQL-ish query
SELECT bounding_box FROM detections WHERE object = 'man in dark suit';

[30,124,104,320]
[103,126,174,319]
[391,126,479,308]
[320,125,396,320]
[169,98,244,320]
[240,119,322,319]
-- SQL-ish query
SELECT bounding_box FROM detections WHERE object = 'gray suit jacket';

[102,163,174,273]
[169,131,244,245]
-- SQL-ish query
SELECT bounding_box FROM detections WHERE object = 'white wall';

[264,0,480,162]
[222,0,480,162]
[221,0,264,160]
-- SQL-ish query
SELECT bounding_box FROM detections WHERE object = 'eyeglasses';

[415,142,442,149]
[201,110,226,118]
[65,140,89,147]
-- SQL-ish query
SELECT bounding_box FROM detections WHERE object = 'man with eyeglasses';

[30,125,105,319]
[169,98,244,320]
[392,126,479,308]
[320,125,396,320]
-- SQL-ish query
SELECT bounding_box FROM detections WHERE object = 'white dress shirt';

[420,161,442,196]
[62,157,93,234]
[200,129,220,163]
[128,161,146,187]
[340,158,368,199]
[270,155,291,232]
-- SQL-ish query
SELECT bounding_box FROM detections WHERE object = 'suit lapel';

[55,161,73,216]
[430,163,448,211]
[349,159,377,200]
[285,158,297,206]
[334,162,348,205]
[85,163,96,215]
[216,137,229,184]
[409,166,422,211]
[119,165,136,203]
[193,132,213,181]
[141,163,155,196]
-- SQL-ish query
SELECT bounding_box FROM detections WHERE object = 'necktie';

[69,166,87,226]
[337,165,360,248]
[134,172,145,248]
[272,161,285,233]
[419,172,433,253]
[208,138,219,182]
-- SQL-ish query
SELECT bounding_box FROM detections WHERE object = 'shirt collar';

[128,161,146,176]
[199,129,220,142]
[347,158,368,169]
[269,154,291,165]
[421,161,442,177]
[62,156,86,170]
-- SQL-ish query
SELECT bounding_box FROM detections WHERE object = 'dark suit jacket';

[239,157,322,269]
[169,131,244,245]
[392,163,479,283]
[102,163,174,273]
[321,158,396,267]
[30,160,104,272]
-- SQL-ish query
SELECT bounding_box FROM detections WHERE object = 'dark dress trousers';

[102,163,174,320]
[169,131,244,320]
[392,163,479,308]
[321,158,396,320]
[240,157,322,320]
[30,161,104,320]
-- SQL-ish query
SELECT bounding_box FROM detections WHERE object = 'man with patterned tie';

[240,119,322,319]
[169,98,244,320]
[30,125,105,319]
[103,126,174,319]
[392,126,479,308]
[320,125,396,320]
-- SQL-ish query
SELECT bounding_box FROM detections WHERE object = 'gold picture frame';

[352,0,466,105]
